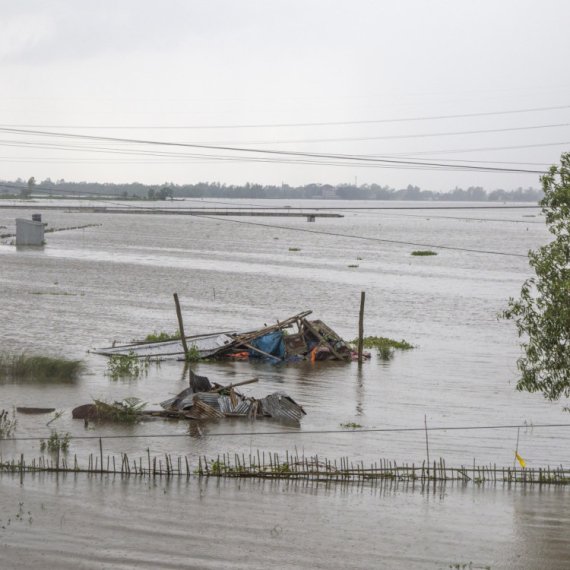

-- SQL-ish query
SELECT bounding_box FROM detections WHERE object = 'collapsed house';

[93,310,362,362]
[72,370,306,423]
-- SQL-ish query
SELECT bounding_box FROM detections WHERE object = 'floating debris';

[72,371,306,424]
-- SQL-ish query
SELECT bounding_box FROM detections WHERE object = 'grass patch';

[0,353,85,381]
[0,409,17,438]
[288,247,301,251]
[340,422,363,429]
[144,330,180,342]
[411,250,437,256]
[92,398,146,423]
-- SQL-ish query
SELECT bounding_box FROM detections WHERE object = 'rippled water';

[1,199,568,568]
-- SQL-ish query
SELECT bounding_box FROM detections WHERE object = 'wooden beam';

[358,291,365,364]
[173,293,189,356]
[302,318,348,361]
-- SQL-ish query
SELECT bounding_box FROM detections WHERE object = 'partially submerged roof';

[93,310,353,362]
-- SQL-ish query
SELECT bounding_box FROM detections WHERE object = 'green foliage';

[411,250,437,256]
[288,247,301,251]
[501,152,570,401]
[349,336,414,350]
[185,344,201,362]
[377,345,394,360]
[0,353,85,381]
[340,422,363,428]
[92,397,146,422]
[144,330,180,342]
[40,430,70,452]
[0,408,17,438]
[106,351,149,378]
[348,264,359,268]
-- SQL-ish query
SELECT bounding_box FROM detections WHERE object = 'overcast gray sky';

[1,0,569,190]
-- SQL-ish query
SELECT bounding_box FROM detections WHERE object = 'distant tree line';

[0,178,543,202]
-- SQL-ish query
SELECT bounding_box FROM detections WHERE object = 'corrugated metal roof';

[259,392,306,422]
[184,398,225,420]
[218,395,252,415]
[93,332,238,360]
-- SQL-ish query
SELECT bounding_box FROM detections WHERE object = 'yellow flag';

[515,452,526,468]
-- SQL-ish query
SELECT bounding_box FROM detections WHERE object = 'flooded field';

[1,199,569,568]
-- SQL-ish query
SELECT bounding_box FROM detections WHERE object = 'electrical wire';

[0,127,549,174]
[2,422,570,443]
[190,214,529,257]
[1,104,567,130]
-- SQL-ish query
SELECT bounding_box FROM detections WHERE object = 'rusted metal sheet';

[259,392,306,422]
[184,398,225,420]
[218,395,252,415]
[160,387,193,410]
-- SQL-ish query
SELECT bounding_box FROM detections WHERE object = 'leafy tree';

[157,187,173,200]
[501,152,570,401]
[147,188,155,200]
[20,177,35,199]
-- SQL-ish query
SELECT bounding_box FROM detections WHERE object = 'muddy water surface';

[1,199,568,568]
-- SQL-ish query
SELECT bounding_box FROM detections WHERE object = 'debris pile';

[154,371,306,422]
[72,371,306,424]
[94,310,368,362]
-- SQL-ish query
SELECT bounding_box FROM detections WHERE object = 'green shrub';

[106,351,149,378]
[40,430,70,452]
[92,397,146,423]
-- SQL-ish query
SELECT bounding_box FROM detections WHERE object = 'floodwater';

[1,198,569,568]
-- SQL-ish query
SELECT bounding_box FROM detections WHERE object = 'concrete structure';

[16,218,48,245]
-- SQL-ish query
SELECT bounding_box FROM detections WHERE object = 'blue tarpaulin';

[248,332,285,362]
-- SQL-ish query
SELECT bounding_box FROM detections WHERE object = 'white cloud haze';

[1,0,569,190]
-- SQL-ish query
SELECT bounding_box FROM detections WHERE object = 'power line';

[1,104,567,130]
[184,123,570,147]
[2,422,570,443]
[0,127,548,174]
[193,214,529,257]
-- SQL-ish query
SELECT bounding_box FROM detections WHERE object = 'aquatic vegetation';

[349,336,414,351]
[288,247,301,251]
[144,330,180,342]
[377,345,394,360]
[348,264,359,268]
[0,353,85,381]
[106,351,149,378]
[340,422,363,428]
[411,250,437,256]
[0,408,17,438]
[40,430,70,452]
[92,397,147,423]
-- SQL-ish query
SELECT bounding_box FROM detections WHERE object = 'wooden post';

[99,438,103,473]
[358,291,365,364]
[425,415,430,479]
[173,293,189,356]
